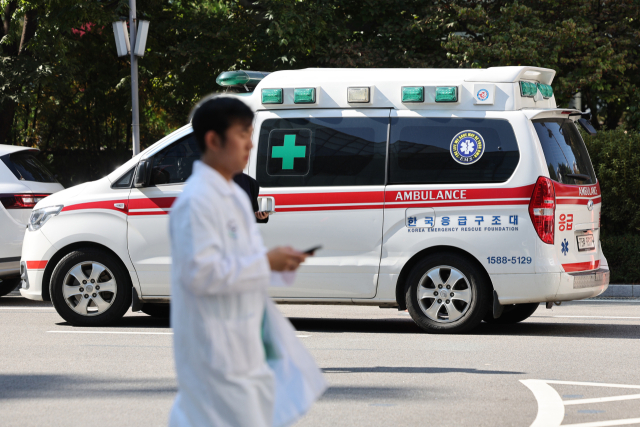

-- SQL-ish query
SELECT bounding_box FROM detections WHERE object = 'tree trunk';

[0,8,39,144]
[605,101,624,131]
[583,90,601,130]
[0,100,16,144]
[19,9,38,55]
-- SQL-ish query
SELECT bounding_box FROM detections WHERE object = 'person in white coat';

[168,96,325,427]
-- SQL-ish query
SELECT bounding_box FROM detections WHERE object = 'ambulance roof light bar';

[216,70,270,91]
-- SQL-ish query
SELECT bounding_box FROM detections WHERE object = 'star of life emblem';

[450,130,485,165]
[561,239,569,256]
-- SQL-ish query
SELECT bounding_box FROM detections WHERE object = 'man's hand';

[267,247,307,271]
[255,211,269,220]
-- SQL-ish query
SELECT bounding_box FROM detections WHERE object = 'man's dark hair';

[190,96,254,153]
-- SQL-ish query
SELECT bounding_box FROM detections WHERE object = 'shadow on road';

[0,295,52,307]
[323,366,524,375]
[289,317,640,339]
[320,385,433,401]
[54,314,171,329]
[0,374,176,400]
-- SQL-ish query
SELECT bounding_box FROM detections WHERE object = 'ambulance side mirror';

[134,160,151,188]
[578,118,597,135]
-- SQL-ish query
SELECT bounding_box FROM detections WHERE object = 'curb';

[600,284,640,298]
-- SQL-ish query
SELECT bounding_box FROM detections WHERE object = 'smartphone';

[303,245,322,255]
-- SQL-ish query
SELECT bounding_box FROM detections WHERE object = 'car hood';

[32,180,96,210]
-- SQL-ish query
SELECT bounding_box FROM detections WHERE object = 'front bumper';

[18,228,55,301]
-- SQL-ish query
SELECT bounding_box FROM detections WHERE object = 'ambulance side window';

[256,117,387,187]
[149,133,200,185]
[388,118,519,184]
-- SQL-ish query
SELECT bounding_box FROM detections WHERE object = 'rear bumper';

[492,269,609,305]
[556,268,610,301]
[0,257,20,279]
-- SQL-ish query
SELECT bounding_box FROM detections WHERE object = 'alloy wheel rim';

[62,262,117,316]
[416,265,472,323]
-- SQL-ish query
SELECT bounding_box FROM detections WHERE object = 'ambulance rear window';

[532,119,595,185]
[388,118,519,185]
[256,117,387,187]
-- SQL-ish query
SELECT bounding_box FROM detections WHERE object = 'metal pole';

[130,0,140,156]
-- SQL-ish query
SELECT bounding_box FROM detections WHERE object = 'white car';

[20,66,609,332]
[0,145,64,296]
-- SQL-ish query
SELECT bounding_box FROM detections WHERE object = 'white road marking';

[577,300,640,304]
[563,418,640,427]
[564,393,640,406]
[296,335,311,338]
[520,379,565,427]
[522,380,640,427]
[0,307,54,310]
[48,330,172,335]
[553,316,640,320]
[544,380,640,390]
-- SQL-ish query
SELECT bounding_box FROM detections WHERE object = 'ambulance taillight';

[529,176,556,244]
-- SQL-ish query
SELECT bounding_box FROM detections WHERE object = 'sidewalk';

[599,284,640,298]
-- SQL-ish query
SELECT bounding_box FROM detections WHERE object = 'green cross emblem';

[271,135,306,170]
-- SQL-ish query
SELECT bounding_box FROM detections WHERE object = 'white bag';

[262,297,327,427]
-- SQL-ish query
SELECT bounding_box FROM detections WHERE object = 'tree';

[443,0,640,130]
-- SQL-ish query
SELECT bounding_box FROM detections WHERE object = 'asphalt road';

[1,296,640,427]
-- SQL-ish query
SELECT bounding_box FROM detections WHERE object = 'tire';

[49,248,132,326]
[483,302,540,324]
[405,253,491,334]
[140,303,170,318]
[0,277,20,297]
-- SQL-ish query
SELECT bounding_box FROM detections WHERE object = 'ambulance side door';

[251,109,389,299]
[127,131,199,297]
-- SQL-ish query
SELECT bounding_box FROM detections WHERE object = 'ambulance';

[19,66,609,333]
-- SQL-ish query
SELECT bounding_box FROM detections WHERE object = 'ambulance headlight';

[28,205,63,231]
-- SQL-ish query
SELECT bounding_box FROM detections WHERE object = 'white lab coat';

[168,161,326,427]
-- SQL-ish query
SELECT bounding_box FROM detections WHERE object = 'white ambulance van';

[20,67,609,333]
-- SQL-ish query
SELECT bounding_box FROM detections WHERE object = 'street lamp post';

[129,0,140,156]
[112,1,149,157]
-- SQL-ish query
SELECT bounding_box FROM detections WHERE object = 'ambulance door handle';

[257,196,275,213]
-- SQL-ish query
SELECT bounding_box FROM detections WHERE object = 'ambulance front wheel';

[405,253,491,334]
[49,247,132,326]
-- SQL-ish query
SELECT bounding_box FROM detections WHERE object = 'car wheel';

[405,253,491,334]
[50,248,132,326]
[0,277,21,297]
[140,303,170,318]
[483,302,540,324]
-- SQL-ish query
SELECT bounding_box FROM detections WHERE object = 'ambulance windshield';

[533,119,596,185]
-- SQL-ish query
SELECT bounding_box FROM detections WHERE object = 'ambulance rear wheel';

[50,248,132,326]
[405,253,491,334]
[483,303,540,324]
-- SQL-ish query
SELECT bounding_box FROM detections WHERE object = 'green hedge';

[600,234,640,284]
[582,128,640,283]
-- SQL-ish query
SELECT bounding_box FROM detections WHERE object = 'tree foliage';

[0,0,639,186]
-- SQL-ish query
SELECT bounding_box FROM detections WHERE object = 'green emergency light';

[520,81,538,98]
[262,88,283,104]
[294,88,316,104]
[435,87,457,102]
[402,87,424,103]
[537,83,553,99]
